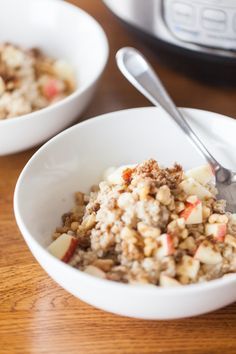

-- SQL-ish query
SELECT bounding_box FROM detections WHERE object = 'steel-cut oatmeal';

[48,159,236,287]
[0,43,75,119]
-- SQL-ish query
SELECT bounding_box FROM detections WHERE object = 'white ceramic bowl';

[0,0,108,155]
[14,107,236,320]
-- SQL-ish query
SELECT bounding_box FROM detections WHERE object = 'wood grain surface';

[1,1,236,353]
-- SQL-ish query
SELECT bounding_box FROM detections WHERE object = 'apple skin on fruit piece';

[47,233,78,263]
[61,237,78,262]
[43,79,60,100]
[180,178,212,200]
[155,233,174,260]
[180,198,203,225]
[194,240,222,265]
[205,223,227,242]
[185,165,214,186]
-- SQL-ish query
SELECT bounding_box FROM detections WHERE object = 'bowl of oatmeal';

[0,43,76,119]
[0,0,108,155]
[14,107,236,319]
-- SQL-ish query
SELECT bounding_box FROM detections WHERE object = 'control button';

[202,8,226,31]
[172,2,195,25]
[203,9,226,22]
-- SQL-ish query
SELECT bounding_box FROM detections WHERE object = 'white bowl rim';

[0,0,109,126]
[14,106,236,295]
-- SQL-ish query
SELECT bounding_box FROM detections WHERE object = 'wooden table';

[1,1,236,353]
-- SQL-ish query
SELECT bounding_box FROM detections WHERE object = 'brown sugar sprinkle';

[50,159,236,287]
[134,159,183,189]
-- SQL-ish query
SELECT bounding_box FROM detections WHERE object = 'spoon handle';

[116,47,220,170]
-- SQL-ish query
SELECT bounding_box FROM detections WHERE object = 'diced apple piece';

[105,164,136,185]
[84,265,106,279]
[43,78,61,100]
[185,165,214,185]
[155,233,174,260]
[47,233,78,263]
[180,178,212,200]
[103,167,116,181]
[53,59,75,85]
[186,195,198,204]
[194,240,222,265]
[176,255,200,280]
[180,198,202,225]
[205,223,227,242]
[159,274,181,287]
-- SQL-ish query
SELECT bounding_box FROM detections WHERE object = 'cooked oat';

[49,159,236,287]
[0,43,75,119]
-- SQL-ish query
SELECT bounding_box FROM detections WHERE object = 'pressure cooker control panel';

[163,0,236,50]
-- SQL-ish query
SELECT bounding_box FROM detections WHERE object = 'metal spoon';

[116,47,236,212]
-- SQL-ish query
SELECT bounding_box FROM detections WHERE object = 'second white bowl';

[0,0,108,155]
